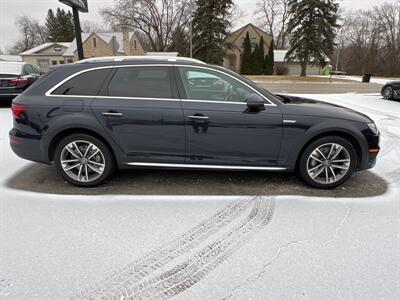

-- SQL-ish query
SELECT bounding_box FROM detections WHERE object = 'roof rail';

[76,56,206,64]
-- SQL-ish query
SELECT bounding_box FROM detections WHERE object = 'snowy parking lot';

[0,93,399,299]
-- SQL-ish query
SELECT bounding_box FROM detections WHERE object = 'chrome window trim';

[44,64,277,106]
[176,65,276,106]
[126,162,286,171]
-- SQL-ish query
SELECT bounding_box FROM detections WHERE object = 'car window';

[178,67,254,102]
[52,68,112,96]
[107,66,172,98]
[25,64,36,75]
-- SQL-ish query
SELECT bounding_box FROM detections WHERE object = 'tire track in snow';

[89,196,274,299]
[74,197,253,299]
[0,279,12,297]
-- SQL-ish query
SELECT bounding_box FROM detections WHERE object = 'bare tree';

[7,16,48,54]
[254,0,291,49]
[372,2,400,75]
[332,1,400,76]
[81,20,110,33]
[101,0,192,52]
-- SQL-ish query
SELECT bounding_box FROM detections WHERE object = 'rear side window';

[107,66,172,98]
[52,68,111,96]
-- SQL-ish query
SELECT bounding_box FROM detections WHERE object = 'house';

[274,50,327,76]
[224,23,328,75]
[0,55,23,62]
[20,42,71,72]
[223,23,273,73]
[63,28,145,62]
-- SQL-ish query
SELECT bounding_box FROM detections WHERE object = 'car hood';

[275,94,372,123]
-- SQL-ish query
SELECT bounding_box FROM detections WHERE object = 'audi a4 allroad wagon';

[9,57,380,189]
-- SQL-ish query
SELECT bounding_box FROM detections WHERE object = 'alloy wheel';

[383,86,393,100]
[306,143,351,185]
[60,140,105,183]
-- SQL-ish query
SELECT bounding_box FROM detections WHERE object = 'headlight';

[367,122,379,135]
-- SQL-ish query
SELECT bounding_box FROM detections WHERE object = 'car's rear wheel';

[299,136,357,189]
[54,134,115,187]
[383,86,393,100]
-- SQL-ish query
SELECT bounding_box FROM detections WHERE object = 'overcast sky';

[0,0,398,51]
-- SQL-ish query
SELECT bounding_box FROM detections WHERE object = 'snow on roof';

[273,50,330,63]
[0,55,22,62]
[63,32,138,56]
[274,50,288,63]
[20,42,71,55]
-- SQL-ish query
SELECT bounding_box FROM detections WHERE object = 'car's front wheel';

[383,86,393,100]
[54,134,115,187]
[299,136,357,189]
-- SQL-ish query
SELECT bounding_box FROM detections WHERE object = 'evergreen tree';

[286,0,339,76]
[240,32,252,75]
[250,44,259,75]
[256,37,265,75]
[192,0,234,65]
[46,8,75,42]
[264,39,274,75]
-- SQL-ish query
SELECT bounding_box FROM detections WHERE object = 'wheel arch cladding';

[47,128,118,165]
[295,130,363,170]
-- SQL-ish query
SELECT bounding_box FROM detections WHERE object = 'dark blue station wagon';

[9,57,380,189]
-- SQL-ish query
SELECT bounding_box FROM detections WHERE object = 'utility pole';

[72,6,84,60]
[59,1,88,61]
[190,19,193,58]
[188,0,196,58]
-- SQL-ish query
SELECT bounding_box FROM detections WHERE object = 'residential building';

[63,28,145,62]
[20,42,71,72]
[223,23,273,73]
[274,50,326,76]
[224,23,327,75]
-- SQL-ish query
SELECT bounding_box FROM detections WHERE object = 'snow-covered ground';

[0,94,399,299]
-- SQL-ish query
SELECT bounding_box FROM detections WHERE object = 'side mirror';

[246,94,265,111]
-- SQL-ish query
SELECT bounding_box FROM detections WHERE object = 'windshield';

[0,62,23,75]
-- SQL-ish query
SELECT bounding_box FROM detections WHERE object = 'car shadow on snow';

[6,163,388,197]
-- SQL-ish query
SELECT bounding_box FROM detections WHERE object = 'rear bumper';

[9,128,50,164]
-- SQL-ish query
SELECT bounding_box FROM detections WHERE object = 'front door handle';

[188,115,209,120]
[102,111,123,117]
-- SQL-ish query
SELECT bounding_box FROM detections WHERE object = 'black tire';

[54,134,115,187]
[298,136,357,189]
[383,86,393,100]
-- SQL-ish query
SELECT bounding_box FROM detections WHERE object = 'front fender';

[280,117,369,170]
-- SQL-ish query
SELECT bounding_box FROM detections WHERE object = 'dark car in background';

[9,57,380,189]
[381,81,400,100]
[0,62,41,101]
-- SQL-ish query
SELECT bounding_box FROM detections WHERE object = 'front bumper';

[9,128,50,164]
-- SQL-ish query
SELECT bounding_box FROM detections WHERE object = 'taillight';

[9,77,29,86]
[11,103,27,119]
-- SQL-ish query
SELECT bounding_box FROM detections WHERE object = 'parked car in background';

[9,57,380,189]
[0,62,41,101]
[381,81,400,100]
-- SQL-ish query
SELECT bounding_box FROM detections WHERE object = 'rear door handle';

[102,111,123,117]
[188,115,209,120]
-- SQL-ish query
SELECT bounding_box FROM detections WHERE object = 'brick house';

[63,28,145,62]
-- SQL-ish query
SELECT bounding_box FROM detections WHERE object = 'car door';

[175,66,283,166]
[91,65,186,163]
